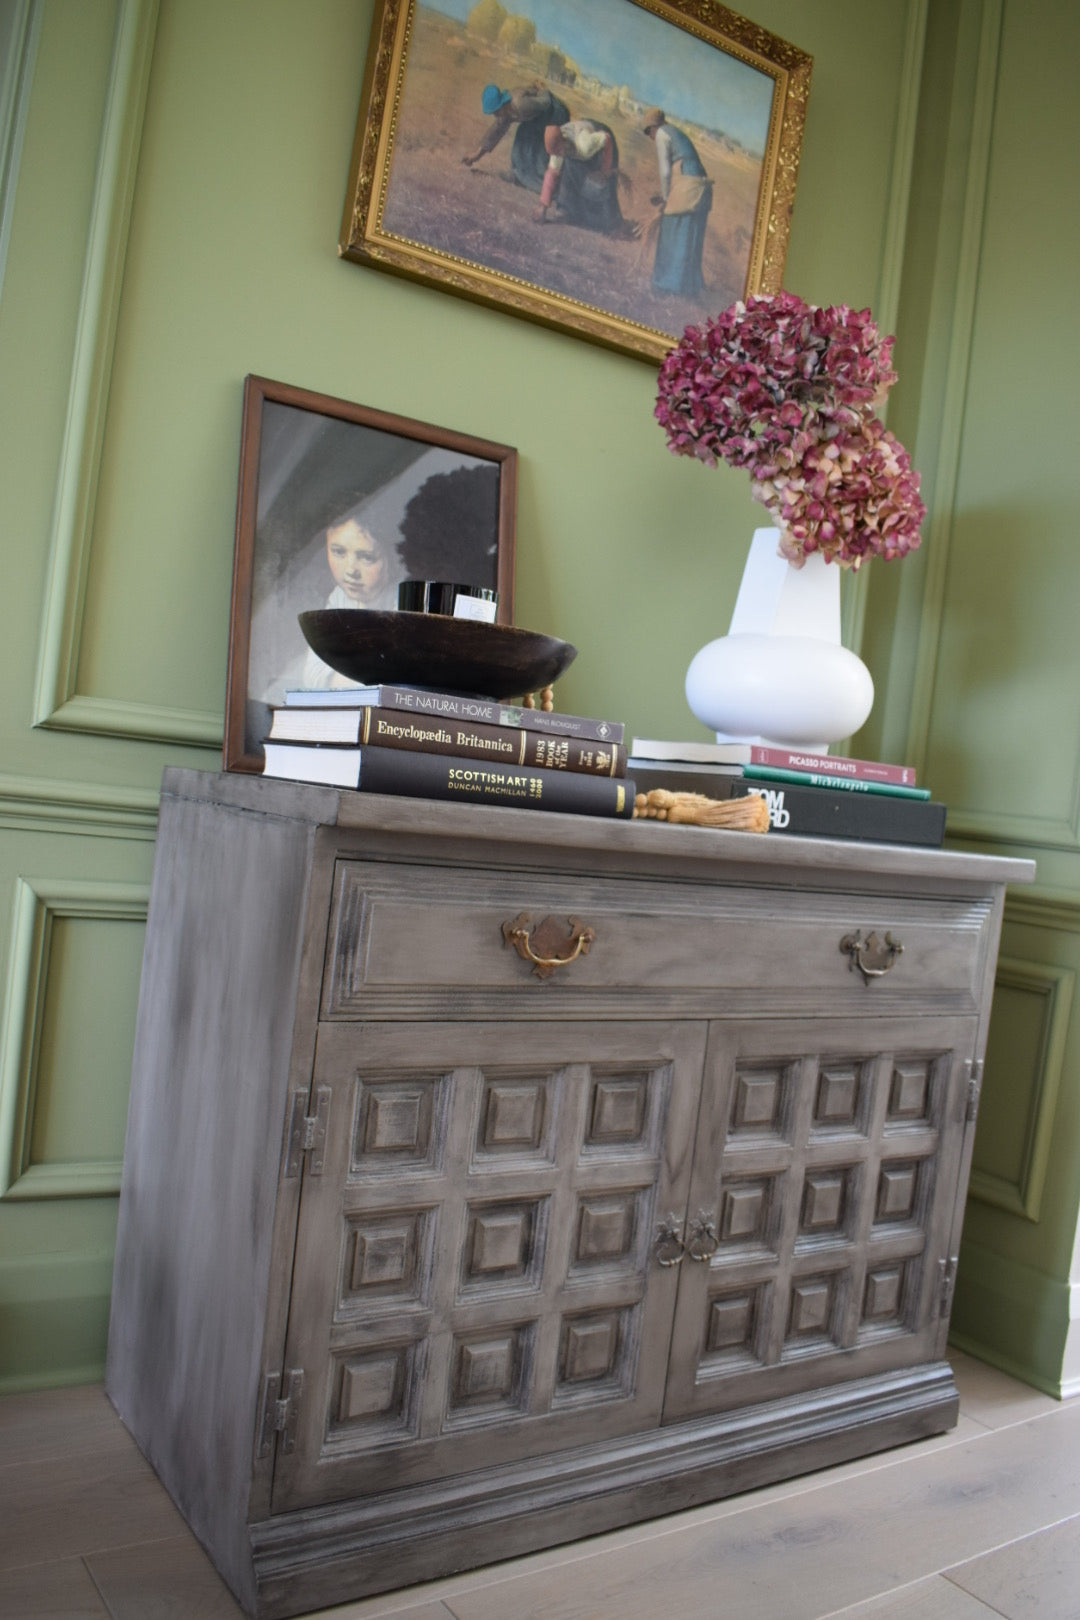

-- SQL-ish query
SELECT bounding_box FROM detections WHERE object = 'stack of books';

[629,738,945,847]
[261,683,634,818]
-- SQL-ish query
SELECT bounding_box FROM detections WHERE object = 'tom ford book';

[627,762,945,847]
[262,742,635,818]
[268,705,627,777]
[283,683,624,744]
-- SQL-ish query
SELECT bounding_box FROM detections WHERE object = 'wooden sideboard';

[106,768,1033,1618]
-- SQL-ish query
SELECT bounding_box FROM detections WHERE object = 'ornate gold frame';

[339,0,812,363]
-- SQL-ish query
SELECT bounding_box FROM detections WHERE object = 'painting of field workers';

[349,0,808,353]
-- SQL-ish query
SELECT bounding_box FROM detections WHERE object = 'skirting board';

[248,1362,958,1619]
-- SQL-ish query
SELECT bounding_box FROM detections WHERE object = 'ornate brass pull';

[840,930,904,985]
[686,1212,719,1262]
[502,913,595,980]
[654,1216,685,1268]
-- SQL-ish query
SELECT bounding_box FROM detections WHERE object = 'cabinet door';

[663,1014,977,1424]
[270,1019,704,1514]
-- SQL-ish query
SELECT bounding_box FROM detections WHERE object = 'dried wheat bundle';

[633,789,771,833]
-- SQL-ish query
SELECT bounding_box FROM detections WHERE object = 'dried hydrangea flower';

[655,292,922,569]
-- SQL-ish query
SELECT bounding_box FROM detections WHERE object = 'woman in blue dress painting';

[642,107,713,297]
[463,84,633,235]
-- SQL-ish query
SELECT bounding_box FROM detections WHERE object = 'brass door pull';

[502,913,595,979]
[840,930,904,984]
[654,1217,685,1268]
[686,1213,719,1262]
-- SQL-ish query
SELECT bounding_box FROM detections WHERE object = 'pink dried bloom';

[655,292,922,568]
[752,417,926,571]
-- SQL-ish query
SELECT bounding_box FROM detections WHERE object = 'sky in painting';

[423,0,775,154]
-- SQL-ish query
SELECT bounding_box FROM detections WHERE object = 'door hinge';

[284,1087,331,1177]
[257,1368,303,1458]
[965,1059,984,1123]
[939,1256,959,1317]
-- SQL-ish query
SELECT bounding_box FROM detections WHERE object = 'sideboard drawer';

[321,859,995,1019]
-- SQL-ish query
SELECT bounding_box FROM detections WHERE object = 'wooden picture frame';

[339,0,812,363]
[224,375,518,773]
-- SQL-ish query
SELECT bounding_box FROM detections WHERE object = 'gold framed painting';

[339,0,812,362]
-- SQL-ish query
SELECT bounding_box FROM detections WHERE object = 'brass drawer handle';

[654,1217,685,1268]
[502,913,595,980]
[840,930,904,984]
[686,1212,719,1262]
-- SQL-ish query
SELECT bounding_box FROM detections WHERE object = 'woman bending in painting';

[464,85,634,236]
[642,107,713,297]
[533,121,637,237]
[462,83,570,192]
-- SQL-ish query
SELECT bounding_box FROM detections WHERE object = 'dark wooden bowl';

[297,609,578,700]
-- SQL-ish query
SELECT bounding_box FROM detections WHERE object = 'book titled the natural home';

[284,683,624,743]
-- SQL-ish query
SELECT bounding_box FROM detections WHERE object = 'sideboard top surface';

[160,768,1035,893]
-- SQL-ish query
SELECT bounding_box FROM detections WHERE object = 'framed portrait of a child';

[224,375,518,773]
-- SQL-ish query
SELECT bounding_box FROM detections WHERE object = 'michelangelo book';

[262,742,635,818]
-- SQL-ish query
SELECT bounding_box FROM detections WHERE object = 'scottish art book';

[262,742,635,818]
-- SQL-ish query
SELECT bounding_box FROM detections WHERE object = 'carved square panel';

[447,1323,532,1418]
[800,1170,848,1234]
[553,1306,637,1405]
[730,1064,789,1137]
[785,1273,843,1347]
[461,1198,545,1293]
[574,1193,636,1267]
[717,1175,777,1251]
[864,1265,904,1322]
[478,1076,549,1157]
[342,1209,431,1307]
[706,1289,760,1356]
[331,1343,420,1442]
[814,1063,862,1129]
[888,1061,932,1123]
[562,1314,618,1382]
[586,1073,649,1147]
[875,1161,919,1223]
[352,1075,444,1174]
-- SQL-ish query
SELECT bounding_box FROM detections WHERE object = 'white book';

[630,737,752,765]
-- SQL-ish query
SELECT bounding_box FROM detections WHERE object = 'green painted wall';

[2,0,1076,1396]
[859,0,1080,1394]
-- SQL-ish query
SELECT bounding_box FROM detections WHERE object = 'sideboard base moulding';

[106,769,1034,1619]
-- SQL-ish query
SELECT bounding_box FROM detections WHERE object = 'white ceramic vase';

[685,527,874,752]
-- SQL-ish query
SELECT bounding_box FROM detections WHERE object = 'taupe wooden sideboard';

[106,768,1033,1618]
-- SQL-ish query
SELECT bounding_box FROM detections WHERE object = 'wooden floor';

[2,1350,1079,1619]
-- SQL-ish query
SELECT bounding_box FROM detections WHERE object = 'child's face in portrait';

[325,518,387,605]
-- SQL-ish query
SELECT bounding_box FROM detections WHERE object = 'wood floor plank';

[85,1535,246,1619]
[444,1403,1080,1620]
[944,1512,1080,1618]
[0,1446,187,1572]
[304,1602,460,1619]
[947,1350,1060,1429]
[0,1384,124,1467]
[0,1555,111,1618]
[818,1573,1003,1617]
